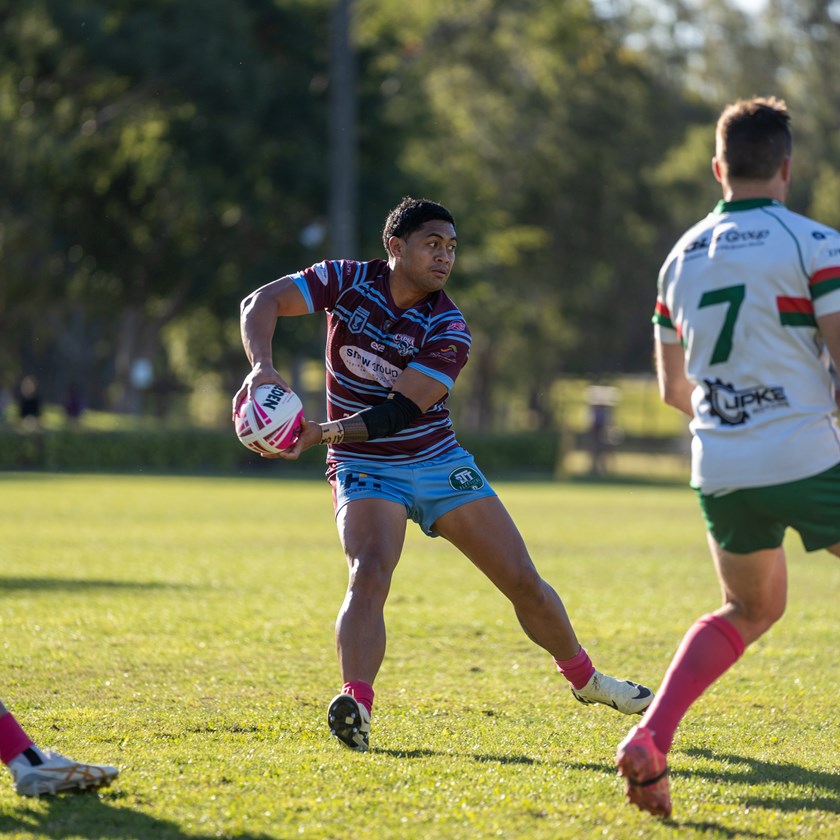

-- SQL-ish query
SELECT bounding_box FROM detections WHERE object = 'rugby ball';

[235,383,304,455]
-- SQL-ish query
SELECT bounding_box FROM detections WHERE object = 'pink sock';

[343,680,374,716]
[641,613,745,754]
[554,646,595,691]
[0,712,34,765]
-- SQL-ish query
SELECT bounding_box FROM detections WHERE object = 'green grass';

[0,473,837,839]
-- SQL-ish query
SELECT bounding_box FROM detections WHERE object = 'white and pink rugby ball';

[235,383,304,455]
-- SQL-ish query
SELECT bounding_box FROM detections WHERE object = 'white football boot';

[10,748,119,796]
[571,671,654,715]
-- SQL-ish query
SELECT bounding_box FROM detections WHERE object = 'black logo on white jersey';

[704,378,789,426]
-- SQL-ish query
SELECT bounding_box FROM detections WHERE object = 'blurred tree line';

[1,0,839,430]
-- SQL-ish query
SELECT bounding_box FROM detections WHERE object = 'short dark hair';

[382,197,455,256]
[716,97,792,180]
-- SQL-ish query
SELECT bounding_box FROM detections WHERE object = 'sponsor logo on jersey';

[394,333,416,357]
[370,341,386,352]
[448,466,485,491]
[714,228,769,248]
[431,344,458,362]
[340,345,401,387]
[447,320,467,331]
[685,235,711,254]
[313,261,330,286]
[703,378,789,426]
[348,307,371,334]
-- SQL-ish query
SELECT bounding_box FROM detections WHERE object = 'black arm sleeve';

[358,391,423,440]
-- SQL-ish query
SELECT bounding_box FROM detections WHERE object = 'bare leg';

[334,498,408,684]
[433,495,580,660]
[433,495,653,716]
[707,536,788,645]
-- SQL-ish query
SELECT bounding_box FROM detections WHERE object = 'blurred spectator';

[0,381,12,426]
[18,376,42,430]
[63,383,84,424]
[585,384,620,476]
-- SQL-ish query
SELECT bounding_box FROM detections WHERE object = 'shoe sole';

[328,695,368,752]
[17,774,118,797]
[616,743,671,818]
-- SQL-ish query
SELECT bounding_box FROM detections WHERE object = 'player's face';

[391,220,457,296]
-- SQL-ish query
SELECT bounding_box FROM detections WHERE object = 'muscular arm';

[240,277,309,368]
[390,366,448,412]
[655,340,694,418]
[231,277,310,419]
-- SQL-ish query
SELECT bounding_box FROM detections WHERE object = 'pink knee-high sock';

[554,646,595,691]
[343,680,374,716]
[0,712,34,765]
[641,613,745,755]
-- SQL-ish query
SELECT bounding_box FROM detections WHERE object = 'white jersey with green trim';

[653,198,840,493]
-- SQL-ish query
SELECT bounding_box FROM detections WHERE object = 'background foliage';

[2,0,839,430]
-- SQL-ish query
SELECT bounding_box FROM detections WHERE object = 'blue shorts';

[328,447,497,536]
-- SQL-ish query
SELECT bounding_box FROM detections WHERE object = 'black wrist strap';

[359,391,422,440]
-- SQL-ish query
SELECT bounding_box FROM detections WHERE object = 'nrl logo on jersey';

[348,307,371,334]
[703,378,789,426]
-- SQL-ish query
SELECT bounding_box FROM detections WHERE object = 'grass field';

[0,472,837,839]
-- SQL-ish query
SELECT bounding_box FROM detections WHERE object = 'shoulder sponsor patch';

[313,261,330,286]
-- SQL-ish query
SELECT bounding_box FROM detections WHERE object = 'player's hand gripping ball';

[235,384,304,455]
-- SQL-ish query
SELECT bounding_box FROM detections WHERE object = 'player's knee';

[763,596,786,628]
[735,593,786,634]
[346,555,394,600]
[504,564,547,607]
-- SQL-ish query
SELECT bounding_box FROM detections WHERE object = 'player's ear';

[711,156,723,183]
[779,156,792,182]
[388,235,403,259]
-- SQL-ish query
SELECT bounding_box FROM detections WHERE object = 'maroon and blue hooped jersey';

[290,258,471,465]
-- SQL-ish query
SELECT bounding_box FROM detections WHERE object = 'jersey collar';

[713,197,782,214]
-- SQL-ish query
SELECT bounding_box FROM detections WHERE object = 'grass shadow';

[684,747,840,814]
[671,821,768,838]
[373,747,540,766]
[572,747,839,830]
[471,752,538,765]
[373,747,439,759]
[0,790,274,840]
[0,577,190,592]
